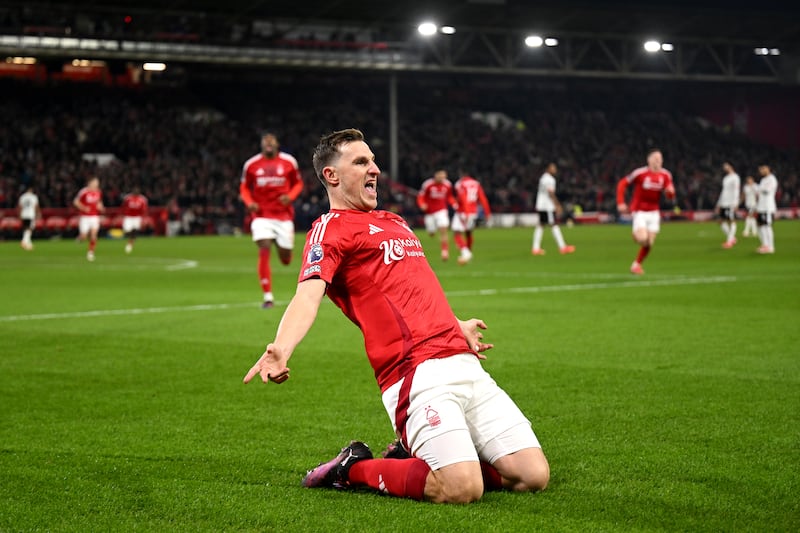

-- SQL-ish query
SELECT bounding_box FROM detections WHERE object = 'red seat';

[1,217,22,231]
[45,216,67,231]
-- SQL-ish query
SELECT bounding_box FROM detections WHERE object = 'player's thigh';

[423,456,483,504]
[424,214,437,234]
[251,217,277,242]
[433,210,449,229]
[273,220,296,250]
[492,445,549,491]
[451,214,466,232]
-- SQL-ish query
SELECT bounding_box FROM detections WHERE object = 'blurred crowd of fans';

[0,75,796,233]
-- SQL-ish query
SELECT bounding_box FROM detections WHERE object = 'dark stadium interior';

[0,0,798,235]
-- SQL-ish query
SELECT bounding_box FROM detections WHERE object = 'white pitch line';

[445,275,737,297]
[0,276,736,322]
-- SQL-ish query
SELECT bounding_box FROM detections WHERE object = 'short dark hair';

[647,147,662,156]
[312,128,365,186]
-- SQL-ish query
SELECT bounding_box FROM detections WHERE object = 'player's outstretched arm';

[243,278,327,385]
[458,318,494,358]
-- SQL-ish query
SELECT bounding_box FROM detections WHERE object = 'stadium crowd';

[0,75,797,234]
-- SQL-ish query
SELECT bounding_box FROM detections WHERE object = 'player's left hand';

[458,318,494,359]
[278,194,292,206]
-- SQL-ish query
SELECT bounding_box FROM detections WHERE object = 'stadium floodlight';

[769,48,780,55]
[544,38,558,47]
[754,48,767,55]
[525,35,544,48]
[661,43,674,52]
[644,40,661,53]
[143,62,166,71]
[418,22,438,36]
[440,26,456,35]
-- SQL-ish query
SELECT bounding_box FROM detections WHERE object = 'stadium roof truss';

[0,24,788,84]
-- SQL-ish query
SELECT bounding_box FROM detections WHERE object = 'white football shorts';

[424,209,450,234]
[250,217,295,249]
[632,210,661,233]
[79,215,100,235]
[382,353,541,470]
[122,216,142,233]
[451,213,477,232]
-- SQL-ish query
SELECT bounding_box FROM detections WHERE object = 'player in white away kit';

[18,185,41,250]
[741,176,758,237]
[715,162,741,249]
[755,165,778,254]
[531,163,575,255]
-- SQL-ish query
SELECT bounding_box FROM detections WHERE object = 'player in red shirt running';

[121,187,148,254]
[416,169,457,261]
[616,148,675,275]
[452,173,491,265]
[244,129,549,504]
[239,132,304,308]
[73,176,105,262]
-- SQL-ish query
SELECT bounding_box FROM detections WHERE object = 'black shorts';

[21,218,35,230]
[719,208,735,221]
[756,212,773,226]
[537,210,556,225]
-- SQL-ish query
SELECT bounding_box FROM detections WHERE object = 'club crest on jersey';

[307,243,324,264]
[425,406,442,428]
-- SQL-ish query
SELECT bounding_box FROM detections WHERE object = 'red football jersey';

[617,166,674,212]
[417,179,456,214]
[239,152,303,221]
[75,187,103,216]
[121,193,148,217]
[299,209,474,391]
[454,176,491,217]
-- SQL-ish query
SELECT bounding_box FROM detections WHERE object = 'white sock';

[758,226,767,247]
[533,226,543,250]
[263,291,274,302]
[766,226,774,249]
[727,222,737,242]
[551,225,566,248]
[22,229,32,244]
[720,221,730,236]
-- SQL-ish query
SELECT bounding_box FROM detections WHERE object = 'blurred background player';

[121,186,149,254]
[18,184,41,251]
[715,162,741,249]
[616,149,675,275]
[239,132,304,308]
[73,177,104,262]
[755,164,778,254]
[417,169,457,261]
[531,163,575,256]
[741,175,759,237]
[452,172,491,265]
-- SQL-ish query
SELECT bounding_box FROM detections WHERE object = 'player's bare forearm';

[243,279,327,385]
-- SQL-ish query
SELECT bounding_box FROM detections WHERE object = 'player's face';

[758,165,769,177]
[647,151,663,171]
[434,170,447,183]
[261,134,279,157]
[88,178,99,190]
[328,140,380,211]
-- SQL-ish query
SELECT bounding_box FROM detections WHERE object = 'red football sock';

[454,233,466,249]
[440,240,449,252]
[481,461,503,491]
[258,248,271,293]
[348,458,431,500]
[636,245,651,264]
[466,232,474,250]
[89,238,96,252]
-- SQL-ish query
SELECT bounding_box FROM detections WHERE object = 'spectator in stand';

[531,163,575,256]
[417,169,457,261]
[73,176,105,262]
[715,162,741,249]
[616,149,675,275]
[18,185,41,250]
[121,186,149,253]
[239,132,304,308]
[452,172,491,265]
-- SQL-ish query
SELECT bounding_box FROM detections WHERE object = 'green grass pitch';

[1,221,798,532]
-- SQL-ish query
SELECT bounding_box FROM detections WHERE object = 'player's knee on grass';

[425,462,484,504]
[494,447,550,492]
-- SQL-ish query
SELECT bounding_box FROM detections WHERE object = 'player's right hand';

[617,203,628,214]
[243,344,290,385]
[247,203,260,213]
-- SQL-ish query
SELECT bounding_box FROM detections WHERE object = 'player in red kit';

[417,169,457,261]
[121,187,148,254]
[451,173,491,265]
[239,132,304,308]
[616,148,675,275]
[244,129,549,504]
[73,177,105,262]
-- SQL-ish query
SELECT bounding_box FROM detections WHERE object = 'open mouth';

[365,181,377,194]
